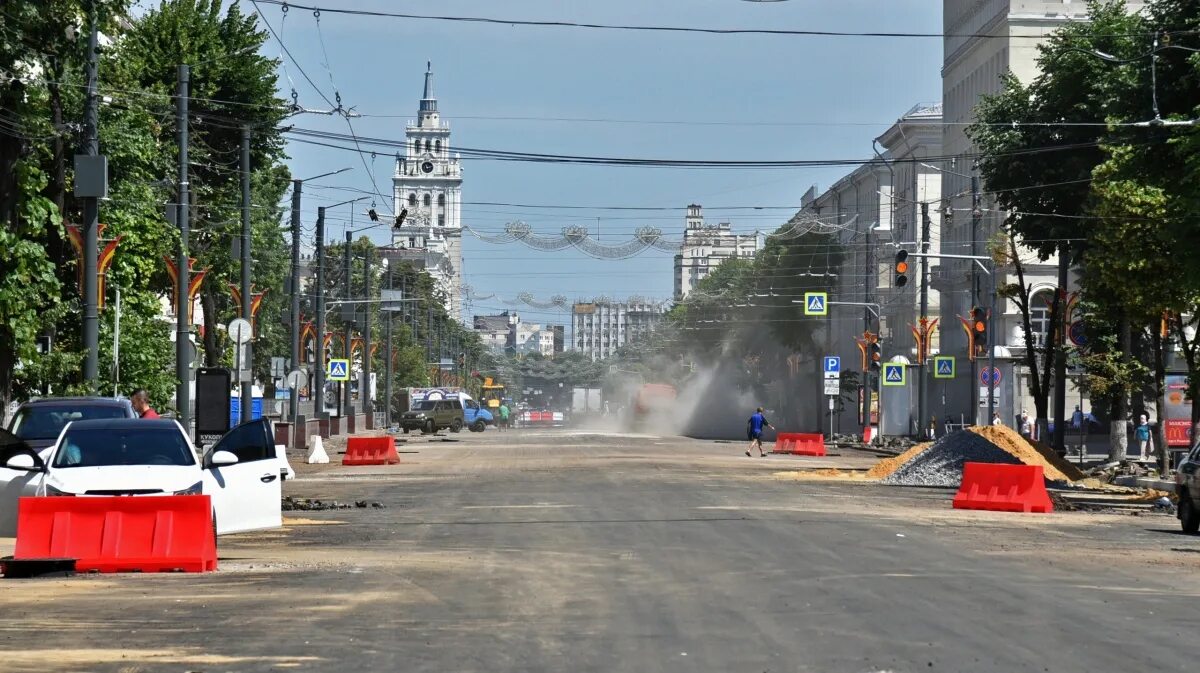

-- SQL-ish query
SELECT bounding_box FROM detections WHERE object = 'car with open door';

[0,418,282,537]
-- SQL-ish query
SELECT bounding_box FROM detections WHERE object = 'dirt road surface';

[2,429,1198,672]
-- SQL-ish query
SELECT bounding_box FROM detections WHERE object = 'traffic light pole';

[918,202,931,437]
[827,301,882,444]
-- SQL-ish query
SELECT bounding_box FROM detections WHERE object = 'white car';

[0,417,284,537]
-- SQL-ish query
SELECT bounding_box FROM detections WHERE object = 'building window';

[438,214,446,227]
[438,193,446,207]
[423,194,432,207]
[1029,292,1052,348]
[435,139,442,154]
[408,194,417,207]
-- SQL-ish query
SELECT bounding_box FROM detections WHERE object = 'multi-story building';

[388,63,464,320]
[673,205,762,301]
[572,300,666,361]
[473,311,517,355]
[798,102,942,436]
[472,311,562,358]
[940,1,1141,424]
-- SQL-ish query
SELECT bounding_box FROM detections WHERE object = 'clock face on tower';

[421,161,435,174]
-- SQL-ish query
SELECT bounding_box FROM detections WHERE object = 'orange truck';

[629,383,677,431]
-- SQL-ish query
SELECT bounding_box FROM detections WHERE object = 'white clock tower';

[391,62,464,320]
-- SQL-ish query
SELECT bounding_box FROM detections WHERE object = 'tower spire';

[420,61,437,115]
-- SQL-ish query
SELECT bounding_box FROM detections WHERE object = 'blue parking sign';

[823,356,840,374]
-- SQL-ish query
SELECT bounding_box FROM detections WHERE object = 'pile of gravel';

[881,430,1022,487]
[282,496,384,511]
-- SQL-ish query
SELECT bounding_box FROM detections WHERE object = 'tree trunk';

[0,81,24,417]
[1109,314,1131,463]
[1152,326,1169,475]
[201,291,220,366]
[1009,235,1050,429]
[1052,245,1069,450]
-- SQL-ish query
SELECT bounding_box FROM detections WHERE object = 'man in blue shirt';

[746,407,773,457]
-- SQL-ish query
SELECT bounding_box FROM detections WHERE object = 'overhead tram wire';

[248,1,1175,41]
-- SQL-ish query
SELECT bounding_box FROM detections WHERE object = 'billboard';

[1165,374,1193,448]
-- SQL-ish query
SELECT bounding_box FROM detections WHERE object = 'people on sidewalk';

[1135,414,1153,461]
[746,407,772,457]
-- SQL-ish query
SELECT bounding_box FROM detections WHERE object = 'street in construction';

[2,430,1198,672]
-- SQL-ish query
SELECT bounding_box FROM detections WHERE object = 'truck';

[628,383,677,431]
[406,387,495,432]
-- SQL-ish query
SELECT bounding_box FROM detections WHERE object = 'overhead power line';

[249,1,1174,41]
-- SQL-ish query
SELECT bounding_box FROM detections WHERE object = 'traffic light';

[394,208,408,228]
[894,250,909,288]
[971,306,988,355]
[869,341,882,370]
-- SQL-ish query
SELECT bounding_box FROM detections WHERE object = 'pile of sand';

[868,425,1080,487]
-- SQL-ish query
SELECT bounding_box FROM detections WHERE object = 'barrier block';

[307,435,330,464]
[343,435,400,466]
[953,462,1053,514]
[773,432,826,456]
[14,495,217,573]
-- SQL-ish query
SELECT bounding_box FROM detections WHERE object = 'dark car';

[1176,442,1200,533]
[399,399,465,434]
[7,397,137,451]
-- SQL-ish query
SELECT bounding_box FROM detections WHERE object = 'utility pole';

[175,64,191,432]
[1053,242,1070,449]
[343,230,353,417]
[239,126,253,421]
[970,174,981,423]
[289,180,301,422]
[362,243,372,425]
[988,267,997,423]
[314,207,326,419]
[80,3,101,390]
[384,263,394,429]
[918,202,931,436]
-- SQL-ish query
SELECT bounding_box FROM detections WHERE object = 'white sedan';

[0,417,284,537]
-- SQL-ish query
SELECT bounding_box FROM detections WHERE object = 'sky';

[252,0,944,326]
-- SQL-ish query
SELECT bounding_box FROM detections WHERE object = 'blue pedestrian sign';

[882,363,906,386]
[803,291,828,316]
[328,358,350,382]
[823,356,841,375]
[934,356,955,379]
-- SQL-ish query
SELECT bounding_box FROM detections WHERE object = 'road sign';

[327,358,350,382]
[979,387,1003,408]
[979,366,1002,388]
[882,363,906,386]
[933,356,955,379]
[823,378,840,396]
[803,292,828,316]
[1069,320,1088,347]
[823,356,841,375]
[286,369,308,391]
[227,318,253,344]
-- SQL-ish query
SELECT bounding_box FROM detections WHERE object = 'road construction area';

[2,429,1199,672]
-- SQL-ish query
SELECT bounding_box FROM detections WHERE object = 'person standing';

[498,402,511,432]
[991,411,1003,427]
[1018,410,1034,440]
[130,389,160,419]
[1135,414,1153,461]
[746,407,773,458]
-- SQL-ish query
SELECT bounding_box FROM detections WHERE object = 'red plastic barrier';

[772,432,826,456]
[343,436,400,466]
[14,495,217,573]
[952,462,1053,514]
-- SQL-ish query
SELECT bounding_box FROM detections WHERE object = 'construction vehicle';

[481,377,506,410]
[628,383,677,431]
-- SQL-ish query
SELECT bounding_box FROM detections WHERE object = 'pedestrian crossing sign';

[803,292,828,316]
[328,358,350,382]
[934,356,955,379]
[882,363,906,386]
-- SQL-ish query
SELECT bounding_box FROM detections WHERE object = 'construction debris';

[881,431,1025,487]
[282,496,384,511]
[865,442,932,479]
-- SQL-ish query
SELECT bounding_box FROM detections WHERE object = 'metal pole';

[385,263,394,428]
[988,266,997,422]
[81,3,100,389]
[314,207,326,419]
[1052,243,1070,449]
[239,126,253,422]
[970,174,981,423]
[918,202,930,436]
[289,180,301,422]
[343,230,353,416]
[363,242,372,423]
[175,64,191,432]
[112,285,120,397]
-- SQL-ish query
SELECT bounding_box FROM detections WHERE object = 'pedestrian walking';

[498,402,511,432]
[991,411,1003,427]
[1018,410,1034,440]
[130,389,160,419]
[746,407,773,457]
[1135,414,1153,461]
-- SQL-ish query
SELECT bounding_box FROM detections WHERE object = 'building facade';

[673,204,762,301]
[572,300,666,361]
[473,311,517,355]
[390,63,464,320]
[939,1,1141,424]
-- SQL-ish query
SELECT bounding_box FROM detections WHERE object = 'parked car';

[399,399,465,434]
[0,417,283,537]
[1176,443,1200,533]
[7,397,136,451]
